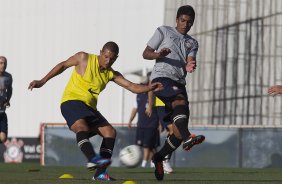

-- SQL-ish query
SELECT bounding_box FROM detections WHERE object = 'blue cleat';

[87,155,111,171]
[92,171,116,181]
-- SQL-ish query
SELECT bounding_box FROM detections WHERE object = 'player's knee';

[171,94,187,108]
[171,105,190,125]
[110,127,117,137]
[71,120,89,133]
[102,126,116,138]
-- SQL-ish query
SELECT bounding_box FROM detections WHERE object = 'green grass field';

[0,163,282,184]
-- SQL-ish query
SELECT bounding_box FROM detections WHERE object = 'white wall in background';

[0,0,165,137]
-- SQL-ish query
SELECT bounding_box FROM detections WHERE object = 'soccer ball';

[119,145,142,168]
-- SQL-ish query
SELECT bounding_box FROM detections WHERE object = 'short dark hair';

[0,56,7,63]
[176,5,195,20]
[102,41,119,55]
[0,56,7,70]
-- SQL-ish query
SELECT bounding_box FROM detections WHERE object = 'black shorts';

[0,113,8,134]
[60,100,108,128]
[152,77,188,110]
[136,128,160,149]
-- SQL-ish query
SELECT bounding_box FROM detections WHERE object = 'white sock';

[150,160,155,168]
[141,160,147,168]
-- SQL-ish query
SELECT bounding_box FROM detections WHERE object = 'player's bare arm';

[28,52,87,90]
[4,82,12,107]
[186,56,197,73]
[145,91,154,117]
[128,107,138,129]
[268,85,282,96]
[143,46,171,60]
[112,71,163,93]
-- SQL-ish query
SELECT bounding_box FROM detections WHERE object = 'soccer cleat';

[152,155,164,180]
[163,160,173,174]
[183,134,205,151]
[87,155,111,171]
[92,171,116,181]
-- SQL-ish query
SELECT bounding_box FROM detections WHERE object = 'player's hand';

[186,60,196,73]
[157,48,171,58]
[268,85,282,96]
[128,122,132,129]
[145,107,152,117]
[149,82,163,92]
[28,80,45,90]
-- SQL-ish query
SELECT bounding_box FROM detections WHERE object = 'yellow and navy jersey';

[154,96,165,107]
[61,54,114,110]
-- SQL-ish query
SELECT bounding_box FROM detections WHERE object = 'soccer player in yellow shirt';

[29,41,163,181]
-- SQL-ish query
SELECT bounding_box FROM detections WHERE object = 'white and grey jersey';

[0,72,13,113]
[147,26,198,85]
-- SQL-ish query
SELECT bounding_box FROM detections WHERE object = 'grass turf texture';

[0,163,282,184]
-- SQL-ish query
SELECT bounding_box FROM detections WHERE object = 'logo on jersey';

[88,88,99,95]
[184,39,194,52]
[184,39,198,52]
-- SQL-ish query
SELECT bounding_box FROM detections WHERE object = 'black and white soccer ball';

[119,145,142,168]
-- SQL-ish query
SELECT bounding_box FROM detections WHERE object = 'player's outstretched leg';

[171,105,205,151]
[152,134,182,180]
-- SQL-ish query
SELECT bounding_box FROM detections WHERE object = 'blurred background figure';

[153,96,174,174]
[128,74,160,168]
[0,56,13,144]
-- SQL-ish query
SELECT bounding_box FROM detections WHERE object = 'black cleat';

[183,134,205,151]
[152,155,164,181]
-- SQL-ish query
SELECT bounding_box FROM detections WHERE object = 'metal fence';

[164,0,282,126]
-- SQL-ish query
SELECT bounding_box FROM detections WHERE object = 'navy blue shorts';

[136,128,160,149]
[156,106,171,130]
[151,77,188,109]
[60,100,108,129]
[0,113,8,134]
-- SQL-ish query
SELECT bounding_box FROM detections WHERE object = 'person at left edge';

[28,41,163,181]
[0,56,13,144]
